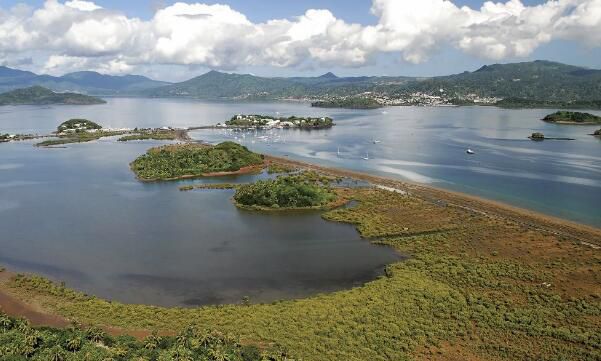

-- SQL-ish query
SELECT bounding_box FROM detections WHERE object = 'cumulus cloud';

[0,0,600,74]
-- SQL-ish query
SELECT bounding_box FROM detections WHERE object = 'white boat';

[363,151,370,160]
[337,146,340,156]
[373,140,381,144]
[466,148,475,155]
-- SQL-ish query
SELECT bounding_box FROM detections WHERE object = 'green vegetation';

[0,86,106,105]
[594,129,601,136]
[266,163,297,174]
[233,172,337,209]
[0,310,286,361]
[4,186,600,360]
[311,97,382,109]
[225,114,334,129]
[36,131,127,147]
[530,132,545,140]
[130,142,264,181]
[179,183,238,191]
[542,111,601,124]
[118,130,178,142]
[57,119,102,133]
[496,97,601,109]
[0,133,36,143]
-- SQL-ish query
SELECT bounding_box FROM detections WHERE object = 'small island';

[529,132,545,141]
[222,114,334,129]
[130,142,264,181]
[1,133,36,143]
[592,129,601,137]
[542,111,601,124]
[233,172,344,210]
[0,86,106,106]
[311,97,383,109]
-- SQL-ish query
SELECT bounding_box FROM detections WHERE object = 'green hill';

[404,60,601,101]
[0,86,106,105]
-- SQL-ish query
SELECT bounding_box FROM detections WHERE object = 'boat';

[466,148,475,155]
[337,146,340,156]
[363,151,370,160]
[373,140,381,144]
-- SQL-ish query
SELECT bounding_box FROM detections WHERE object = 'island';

[36,119,129,147]
[0,86,106,106]
[130,142,264,181]
[311,97,383,109]
[117,128,189,142]
[233,172,345,210]
[223,114,334,129]
[529,132,545,140]
[1,133,36,143]
[542,111,601,124]
[592,129,601,137]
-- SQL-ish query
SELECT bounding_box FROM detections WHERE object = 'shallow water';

[0,98,600,306]
[0,139,401,306]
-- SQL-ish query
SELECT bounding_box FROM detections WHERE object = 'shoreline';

[263,154,601,245]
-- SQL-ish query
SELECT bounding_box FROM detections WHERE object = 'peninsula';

[542,111,601,124]
[0,86,106,106]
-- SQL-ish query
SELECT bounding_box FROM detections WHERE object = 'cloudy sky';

[1,0,600,81]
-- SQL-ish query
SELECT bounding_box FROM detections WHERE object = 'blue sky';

[1,0,600,80]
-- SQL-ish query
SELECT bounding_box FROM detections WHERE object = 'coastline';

[0,149,600,359]
[263,154,601,245]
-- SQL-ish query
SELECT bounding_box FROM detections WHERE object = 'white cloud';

[0,0,600,75]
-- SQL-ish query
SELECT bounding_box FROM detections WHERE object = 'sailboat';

[363,151,370,160]
[337,146,340,157]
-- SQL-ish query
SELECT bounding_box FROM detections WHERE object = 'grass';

[4,186,599,360]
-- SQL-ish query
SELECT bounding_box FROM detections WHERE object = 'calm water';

[0,98,600,306]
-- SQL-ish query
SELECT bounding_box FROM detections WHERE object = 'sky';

[1,0,600,82]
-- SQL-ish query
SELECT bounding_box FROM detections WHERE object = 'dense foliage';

[594,129,601,136]
[311,97,382,109]
[542,111,601,124]
[131,142,264,181]
[233,172,336,209]
[57,119,103,132]
[0,311,286,361]
[0,86,105,105]
[530,132,545,140]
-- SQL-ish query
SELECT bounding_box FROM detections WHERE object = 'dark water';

[0,98,600,306]
[0,139,400,306]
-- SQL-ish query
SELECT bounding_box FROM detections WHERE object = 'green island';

[224,114,334,129]
[1,166,600,360]
[36,119,128,147]
[529,132,545,140]
[0,133,36,143]
[117,128,186,142]
[542,111,601,124]
[0,86,106,106]
[593,129,601,136]
[311,97,383,109]
[495,98,601,109]
[0,310,282,361]
[130,142,264,181]
[233,172,342,210]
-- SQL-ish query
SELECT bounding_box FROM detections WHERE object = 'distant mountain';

[0,86,106,105]
[0,67,170,95]
[144,70,415,99]
[402,60,601,101]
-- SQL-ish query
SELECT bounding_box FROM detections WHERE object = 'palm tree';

[0,316,12,331]
[66,336,83,351]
